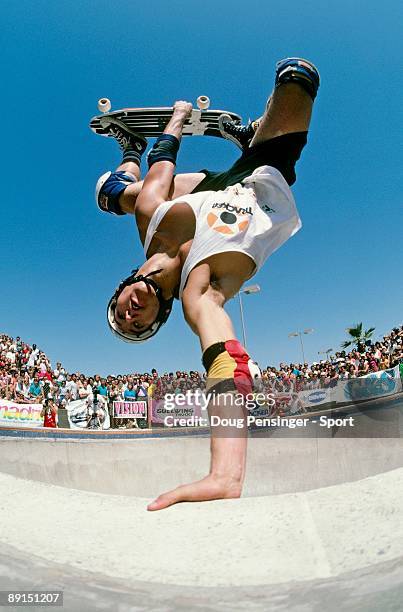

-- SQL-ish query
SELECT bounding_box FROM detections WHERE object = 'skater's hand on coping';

[173,100,193,119]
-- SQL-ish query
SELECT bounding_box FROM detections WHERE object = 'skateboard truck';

[182,96,211,135]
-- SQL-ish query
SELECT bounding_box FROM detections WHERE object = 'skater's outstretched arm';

[135,101,193,243]
[149,266,251,512]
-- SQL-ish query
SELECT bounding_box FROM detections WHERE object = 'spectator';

[124,382,136,401]
[29,375,42,401]
[27,344,39,368]
[6,345,16,365]
[65,374,78,400]
[97,378,109,398]
[78,376,92,400]
[380,351,390,370]
[136,378,148,398]
[57,380,68,407]
[41,400,58,428]
[15,373,30,402]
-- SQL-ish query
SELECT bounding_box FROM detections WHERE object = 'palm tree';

[342,322,375,350]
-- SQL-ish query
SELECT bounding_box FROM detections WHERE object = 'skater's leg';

[100,103,203,220]
[116,160,141,179]
[250,83,313,145]
[95,123,147,216]
[250,57,320,145]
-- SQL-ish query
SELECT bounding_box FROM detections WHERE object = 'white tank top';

[143,165,302,297]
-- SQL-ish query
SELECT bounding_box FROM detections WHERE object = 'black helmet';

[107,268,173,343]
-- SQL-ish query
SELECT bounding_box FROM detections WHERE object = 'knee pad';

[275,57,320,100]
[202,339,261,396]
[95,171,137,216]
[147,134,180,168]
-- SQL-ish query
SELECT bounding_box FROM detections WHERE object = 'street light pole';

[298,333,306,363]
[288,328,314,363]
[236,284,261,351]
[238,292,247,349]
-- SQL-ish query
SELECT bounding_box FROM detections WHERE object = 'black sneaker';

[218,114,259,150]
[99,116,148,158]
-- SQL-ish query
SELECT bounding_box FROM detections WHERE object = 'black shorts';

[191,131,308,193]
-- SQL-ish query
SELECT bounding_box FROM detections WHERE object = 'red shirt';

[43,408,57,428]
[38,371,53,381]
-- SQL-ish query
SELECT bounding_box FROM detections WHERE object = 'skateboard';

[90,96,242,140]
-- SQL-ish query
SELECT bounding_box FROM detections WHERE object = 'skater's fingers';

[173,100,193,115]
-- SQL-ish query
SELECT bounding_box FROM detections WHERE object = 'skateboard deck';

[90,100,242,140]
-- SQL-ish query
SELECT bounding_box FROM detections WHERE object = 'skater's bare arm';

[118,171,205,216]
[135,101,193,243]
[181,251,255,349]
[182,272,237,352]
[183,292,236,352]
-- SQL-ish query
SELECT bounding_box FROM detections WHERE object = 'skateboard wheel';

[196,96,210,110]
[98,98,112,113]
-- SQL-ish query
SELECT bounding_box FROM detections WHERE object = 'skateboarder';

[95,58,320,510]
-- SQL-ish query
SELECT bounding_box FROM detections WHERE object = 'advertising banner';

[113,400,147,419]
[300,388,332,409]
[151,398,203,425]
[249,392,307,418]
[66,398,110,430]
[273,392,294,414]
[335,366,402,404]
[0,399,43,428]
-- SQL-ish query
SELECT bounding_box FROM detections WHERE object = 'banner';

[151,399,203,425]
[250,393,305,417]
[271,392,291,414]
[66,398,110,430]
[0,399,43,428]
[113,400,147,419]
[335,366,402,404]
[299,388,332,409]
[248,391,313,419]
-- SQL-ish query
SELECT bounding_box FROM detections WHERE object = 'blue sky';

[1,0,402,375]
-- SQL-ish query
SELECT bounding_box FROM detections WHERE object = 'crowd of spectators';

[259,328,403,394]
[1,325,402,422]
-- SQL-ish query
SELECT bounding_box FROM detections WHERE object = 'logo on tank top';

[207,201,253,235]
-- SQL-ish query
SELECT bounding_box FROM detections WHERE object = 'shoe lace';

[109,126,130,148]
[223,119,254,139]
